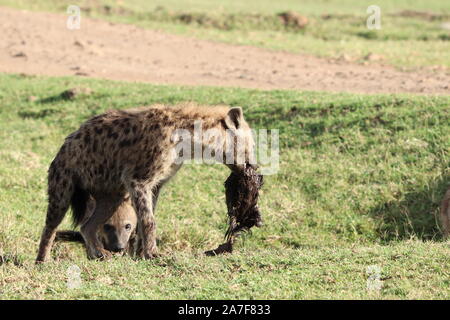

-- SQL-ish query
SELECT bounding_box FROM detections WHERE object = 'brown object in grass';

[278,11,308,29]
[205,241,233,256]
[440,188,450,239]
[205,164,264,256]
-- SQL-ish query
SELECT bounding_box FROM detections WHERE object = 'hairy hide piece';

[206,165,263,256]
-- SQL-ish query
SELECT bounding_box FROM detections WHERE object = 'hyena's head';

[98,198,137,253]
[221,107,256,172]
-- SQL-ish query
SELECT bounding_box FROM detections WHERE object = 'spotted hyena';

[441,188,450,239]
[36,104,255,262]
[55,195,138,256]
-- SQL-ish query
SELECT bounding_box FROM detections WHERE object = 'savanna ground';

[0,0,449,299]
[3,0,450,69]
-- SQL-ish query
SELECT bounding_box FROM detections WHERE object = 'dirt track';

[0,7,449,94]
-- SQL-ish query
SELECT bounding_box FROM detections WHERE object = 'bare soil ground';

[1,7,449,94]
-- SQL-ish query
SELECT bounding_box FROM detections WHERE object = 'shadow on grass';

[369,172,449,242]
[37,94,71,105]
[36,87,95,105]
[18,108,60,119]
[18,88,100,119]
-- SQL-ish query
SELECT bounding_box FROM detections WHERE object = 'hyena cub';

[55,196,138,257]
[36,104,255,262]
[441,188,450,239]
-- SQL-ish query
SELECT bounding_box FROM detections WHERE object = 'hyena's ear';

[224,107,244,130]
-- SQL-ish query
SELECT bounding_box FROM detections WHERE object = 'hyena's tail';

[71,184,91,227]
[55,230,85,243]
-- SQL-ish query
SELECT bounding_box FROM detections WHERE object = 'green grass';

[0,73,449,299]
[1,0,450,69]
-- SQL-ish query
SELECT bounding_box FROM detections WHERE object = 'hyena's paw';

[87,247,112,261]
[140,249,159,260]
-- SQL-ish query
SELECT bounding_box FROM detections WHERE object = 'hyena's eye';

[104,224,113,231]
[125,224,132,231]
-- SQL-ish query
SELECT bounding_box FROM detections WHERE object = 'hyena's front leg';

[133,184,162,257]
[80,212,112,260]
[129,184,158,259]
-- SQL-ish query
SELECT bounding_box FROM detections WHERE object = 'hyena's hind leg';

[36,178,74,263]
